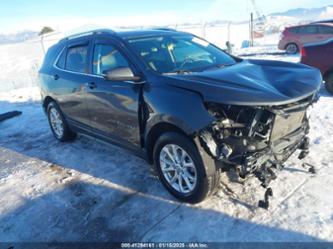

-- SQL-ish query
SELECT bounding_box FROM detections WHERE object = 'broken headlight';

[201,103,275,160]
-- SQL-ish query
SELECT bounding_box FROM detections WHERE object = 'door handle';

[86,82,97,89]
[53,74,59,80]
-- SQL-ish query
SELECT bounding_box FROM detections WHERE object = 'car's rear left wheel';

[47,102,76,141]
[285,43,299,54]
[153,132,220,203]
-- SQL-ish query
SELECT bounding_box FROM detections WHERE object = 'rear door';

[299,25,320,45]
[84,37,143,150]
[53,37,92,127]
[318,25,333,42]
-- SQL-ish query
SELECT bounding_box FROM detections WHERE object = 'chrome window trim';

[53,44,104,79]
[67,32,94,40]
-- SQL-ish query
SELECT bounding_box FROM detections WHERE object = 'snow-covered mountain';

[256,5,333,35]
[270,5,333,22]
[0,30,38,45]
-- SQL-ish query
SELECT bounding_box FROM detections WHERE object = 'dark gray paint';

[38,29,322,159]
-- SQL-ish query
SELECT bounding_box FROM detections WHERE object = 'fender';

[143,84,214,140]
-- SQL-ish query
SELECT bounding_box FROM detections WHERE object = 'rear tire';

[47,101,76,142]
[324,72,333,95]
[285,43,299,54]
[153,132,220,203]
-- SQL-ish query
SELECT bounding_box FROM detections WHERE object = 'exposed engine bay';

[199,94,318,208]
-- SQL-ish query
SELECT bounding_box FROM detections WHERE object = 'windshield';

[127,35,237,74]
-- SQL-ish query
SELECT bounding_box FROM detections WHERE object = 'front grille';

[270,111,305,141]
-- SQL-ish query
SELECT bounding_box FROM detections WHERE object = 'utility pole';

[227,22,231,42]
[250,12,254,46]
[202,21,207,38]
[40,35,46,55]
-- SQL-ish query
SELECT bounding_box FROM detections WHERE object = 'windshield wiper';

[163,69,193,75]
[202,63,236,71]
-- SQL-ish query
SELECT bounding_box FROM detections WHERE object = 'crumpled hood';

[166,59,322,106]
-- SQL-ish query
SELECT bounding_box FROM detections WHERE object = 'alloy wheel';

[286,44,298,54]
[159,144,197,194]
[49,107,64,138]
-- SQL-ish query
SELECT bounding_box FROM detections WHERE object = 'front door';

[85,38,142,149]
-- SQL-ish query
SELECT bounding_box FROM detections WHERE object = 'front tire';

[324,72,333,95]
[153,132,220,203]
[47,101,76,142]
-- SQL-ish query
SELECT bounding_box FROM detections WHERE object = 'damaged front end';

[199,94,317,190]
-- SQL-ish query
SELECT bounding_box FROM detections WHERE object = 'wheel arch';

[323,68,333,81]
[43,96,56,112]
[145,121,194,164]
[141,84,215,163]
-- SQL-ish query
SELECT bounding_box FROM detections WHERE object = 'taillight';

[301,47,306,58]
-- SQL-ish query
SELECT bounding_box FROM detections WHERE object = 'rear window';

[65,45,88,73]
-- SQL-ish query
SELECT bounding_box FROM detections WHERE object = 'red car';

[301,38,333,94]
[278,23,333,54]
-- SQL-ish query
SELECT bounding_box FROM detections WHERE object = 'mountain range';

[0,30,38,45]
[271,5,333,21]
[1,5,333,44]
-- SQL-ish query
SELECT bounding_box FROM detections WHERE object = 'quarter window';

[93,44,129,75]
[65,45,88,73]
[290,27,300,33]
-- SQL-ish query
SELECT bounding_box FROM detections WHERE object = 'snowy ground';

[0,29,333,242]
[0,56,333,242]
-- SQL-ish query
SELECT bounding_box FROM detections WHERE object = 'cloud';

[203,0,252,22]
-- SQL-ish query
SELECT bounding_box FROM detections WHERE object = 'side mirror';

[103,67,141,82]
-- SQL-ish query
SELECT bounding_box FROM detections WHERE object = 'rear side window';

[318,25,333,34]
[93,44,129,75]
[299,25,318,34]
[65,45,88,73]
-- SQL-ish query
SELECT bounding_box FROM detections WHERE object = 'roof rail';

[153,27,177,32]
[60,29,115,42]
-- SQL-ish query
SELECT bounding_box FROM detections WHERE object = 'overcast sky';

[1,0,332,33]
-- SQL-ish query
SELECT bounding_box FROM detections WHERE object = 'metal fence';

[0,22,258,92]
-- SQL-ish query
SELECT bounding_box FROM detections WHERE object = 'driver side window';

[93,44,129,75]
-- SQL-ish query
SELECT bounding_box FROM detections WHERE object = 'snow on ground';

[0,56,333,242]
[0,26,332,241]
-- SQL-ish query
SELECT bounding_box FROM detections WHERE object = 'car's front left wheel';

[47,101,76,141]
[153,132,220,203]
